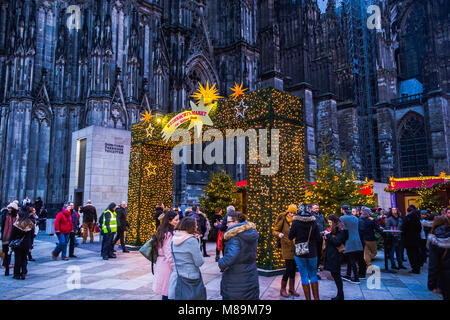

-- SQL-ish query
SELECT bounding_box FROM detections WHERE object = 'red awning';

[388,174,450,191]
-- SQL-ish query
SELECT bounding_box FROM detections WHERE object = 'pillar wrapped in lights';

[127,88,305,270]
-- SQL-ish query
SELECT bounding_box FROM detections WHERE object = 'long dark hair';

[328,214,346,234]
[155,211,178,248]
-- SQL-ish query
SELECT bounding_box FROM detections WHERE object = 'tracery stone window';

[398,112,429,177]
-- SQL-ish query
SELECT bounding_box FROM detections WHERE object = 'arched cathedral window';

[397,6,426,80]
[398,112,429,177]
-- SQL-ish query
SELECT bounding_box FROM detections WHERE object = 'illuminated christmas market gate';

[127,87,305,270]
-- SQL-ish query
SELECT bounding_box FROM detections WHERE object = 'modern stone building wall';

[68,126,131,213]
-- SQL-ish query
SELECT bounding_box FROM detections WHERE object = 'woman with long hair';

[324,214,348,300]
[10,209,35,280]
[152,211,179,300]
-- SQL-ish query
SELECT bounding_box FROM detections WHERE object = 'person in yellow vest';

[101,203,118,260]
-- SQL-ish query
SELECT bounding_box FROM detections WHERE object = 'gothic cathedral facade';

[0,0,449,209]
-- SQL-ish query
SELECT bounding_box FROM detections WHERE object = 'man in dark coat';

[81,200,97,244]
[401,205,422,274]
[68,202,80,258]
[219,212,259,300]
[113,201,130,253]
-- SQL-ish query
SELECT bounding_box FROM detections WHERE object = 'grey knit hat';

[361,206,372,217]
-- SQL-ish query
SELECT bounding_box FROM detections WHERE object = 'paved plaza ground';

[0,232,442,300]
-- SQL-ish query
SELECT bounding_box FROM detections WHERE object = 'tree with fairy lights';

[417,179,443,213]
[200,171,238,220]
[305,151,375,219]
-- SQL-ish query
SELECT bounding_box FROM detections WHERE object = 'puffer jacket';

[427,226,450,300]
[288,214,321,258]
[219,221,259,300]
[54,209,73,234]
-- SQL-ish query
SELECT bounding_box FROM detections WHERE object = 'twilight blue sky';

[318,0,343,13]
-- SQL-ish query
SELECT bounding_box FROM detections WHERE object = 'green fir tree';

[200,171,238,219]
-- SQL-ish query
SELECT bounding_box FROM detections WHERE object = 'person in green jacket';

[101,202,118,260]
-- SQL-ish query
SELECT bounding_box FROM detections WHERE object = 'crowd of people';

[151,203,260,300]
[1,196,449,301]
[0,197,132,279]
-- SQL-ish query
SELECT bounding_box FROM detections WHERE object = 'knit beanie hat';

[287,204,298,214]
[361,206,371,217]
[7,202,19,211]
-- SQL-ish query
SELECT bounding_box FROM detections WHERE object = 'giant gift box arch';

[127,85,305,270]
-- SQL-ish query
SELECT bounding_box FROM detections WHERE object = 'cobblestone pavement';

[0,232,442,300]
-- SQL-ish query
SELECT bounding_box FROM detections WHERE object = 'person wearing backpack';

[100,203,118,260]
[152,211,180,300]
[427,216,450,300]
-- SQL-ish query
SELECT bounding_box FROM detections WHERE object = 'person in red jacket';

[52,204,73,261]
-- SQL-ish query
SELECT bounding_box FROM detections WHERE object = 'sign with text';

[105,143,124,154]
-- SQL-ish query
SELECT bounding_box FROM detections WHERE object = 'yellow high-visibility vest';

[102,210,117,233]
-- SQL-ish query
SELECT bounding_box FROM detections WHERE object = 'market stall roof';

[387,173,450,192]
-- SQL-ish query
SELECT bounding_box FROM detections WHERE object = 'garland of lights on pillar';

[127,81,305,270]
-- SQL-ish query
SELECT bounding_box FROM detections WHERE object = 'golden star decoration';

[191,81,223,105]
[261,185,269,196]
[145,161,157,176]
[140,110,154,123]
[145,123,155,137]
[230,82,248,100]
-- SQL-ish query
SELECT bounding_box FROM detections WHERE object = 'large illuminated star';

[234,99,249,118]
[145,161,157,176]
[191,81,223,105]
[230,82,248,100]
[140,110,154,123]
[187,97,214,138]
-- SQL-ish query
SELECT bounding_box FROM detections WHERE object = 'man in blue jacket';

[340,204,364,284]
[359,206,384,267]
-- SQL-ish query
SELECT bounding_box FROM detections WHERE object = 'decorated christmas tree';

[200,171,238,219]
[305,152,375,218]
[417,179,443,213]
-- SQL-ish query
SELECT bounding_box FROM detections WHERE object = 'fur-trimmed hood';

[13,218,34,232]
[427,226,450,249]
[293,215,316,222]
[224,221,257,240]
